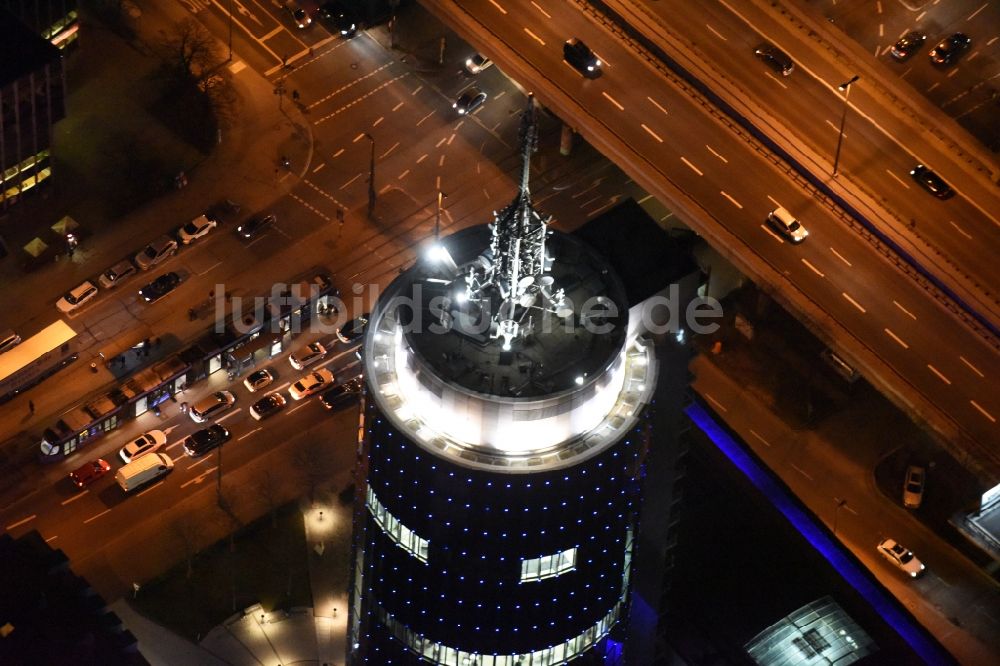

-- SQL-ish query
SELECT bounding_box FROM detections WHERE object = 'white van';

[115,452,174,492]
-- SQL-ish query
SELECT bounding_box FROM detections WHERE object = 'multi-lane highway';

[422,0,1000,478]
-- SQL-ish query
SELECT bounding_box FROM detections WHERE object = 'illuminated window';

[366,485,430,563]
[520,547,576,583]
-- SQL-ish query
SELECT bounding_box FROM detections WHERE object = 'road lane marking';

[530,1,551,18]
[647,96,668,115]
[706,24,727,40]
[340,173,362,190]
[824,119,846,136]
[216,408,242,423]
[967,3,987,20]
[764,72,788,89]
[238,428,262,441]
[829,247,852,267]
[720,191,743,209]
[61,491,89,506]
[680,157,703,176]
[185,455,215,471]
[523,28,545,46]
[391,101,404,112]
[790,464,813,481]
[876,1,883,14]
[45,535,58,542]
[960,356,985,378]
[397,169,410,180]
[311,163,325,174]
[893,300,917,320]
[181,466,219,488]
[137,483,164,497]
[602,92,624,110]
[750,429,771,447]
[411,84,423,95]
[379,142,399,159]
[884,328,909,348]
[5,514,36,530]
[488,0,507,14]
[289,402,310,414]
[261,26,282,41]
[948,221,972,240]
[372,116,384,127]
[435,136,447,148]
[704,393,727,412]
[970,400,996,422]
[416,111,434,127]
[766,195,781,207]
[83,509,111,524]
[332,148,345,158]
[801,258,824,277]
[842,292,866,313]
[706,145,728,163]
[760,224,785,243]
[641,124,663,142]
[886,170,911,188]
[416,153,428,164]
[927,364,952,385]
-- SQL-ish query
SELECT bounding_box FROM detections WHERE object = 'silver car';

[135,235,178,270]
[99,259,138,288]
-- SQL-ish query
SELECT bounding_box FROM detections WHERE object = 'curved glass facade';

[349,405,649,663]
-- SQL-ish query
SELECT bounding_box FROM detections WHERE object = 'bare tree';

[172,514,202,579]
[253,468,284,528]
[158,18,222,84]
[292,439,335,503]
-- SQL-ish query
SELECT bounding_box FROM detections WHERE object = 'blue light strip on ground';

[685,401,953,665]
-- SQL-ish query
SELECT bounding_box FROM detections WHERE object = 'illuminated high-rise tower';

[347,96,658,664]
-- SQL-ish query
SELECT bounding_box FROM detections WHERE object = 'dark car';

[139,271,182,303]
[250,392,287,421]
[319,1,358,37]
[336,313,369,344]
[68,459,111,488]
[563,38,601,77]
[453,88,487,116]
[183,424,231,457]
[320,378,362,410]
[891,31,926,61]
[236,214,275,240]
[910,164,954,199]
[754,43,794,76]
[929,33,971,66]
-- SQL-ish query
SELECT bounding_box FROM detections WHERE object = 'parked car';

[286,0,311,29]
[903,465,926,509]
[139,271,182,303]
[909,164,954,199]
[183,424,231,457]
[563,38,601,77]
[465,53,493,74]
[68,458,112,488]
[319,1,358,37]
[891,31,926,61]
[320,378,362,410]
[99,259,138,289]
[929,33,971,66]
[766,207,808,243]
[243,368,276,393]
[0,330,22,354]
[876,538,926,578]
[250,392,287,420]
[134,235,178,270]
[178,213,218,245]
[754,43,794,76]
[190,390,236,423]
[56,281,98,313]
[454,87,487,116]
[336,313,369,344]
[236,214,275,240]
[289,368,335,400]
[290,342,327,370]
[119,429,168,464]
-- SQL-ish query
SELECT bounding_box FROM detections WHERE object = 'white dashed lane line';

[893,300,917,320]
[5,514,36,531]
[948,221,972,240]
[960,356,985,378]
[721,192,743,209]
[842,292,867,313]
[829,247,852,267]
[83,509,111,524]
[680,157,703,176]
[602,92,624,110]
[523,28,545,46]
[706,145,728,163]
[927,364,952,385]
[530,1,551,19]
[884,328,909,349]
[647,96,668,115]
[970,401,996,423]
[641,124,663,142]
[801,258,825,277]
[61,491,89,506]
[886,170,911,188]
[760,225,785,243]
[706,24,727,40]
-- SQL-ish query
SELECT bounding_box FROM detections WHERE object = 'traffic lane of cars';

[7,353,363,551]
[473,0,1000,432]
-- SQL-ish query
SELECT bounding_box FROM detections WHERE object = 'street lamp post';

[832,75,860,177]
[364,133,376,219]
